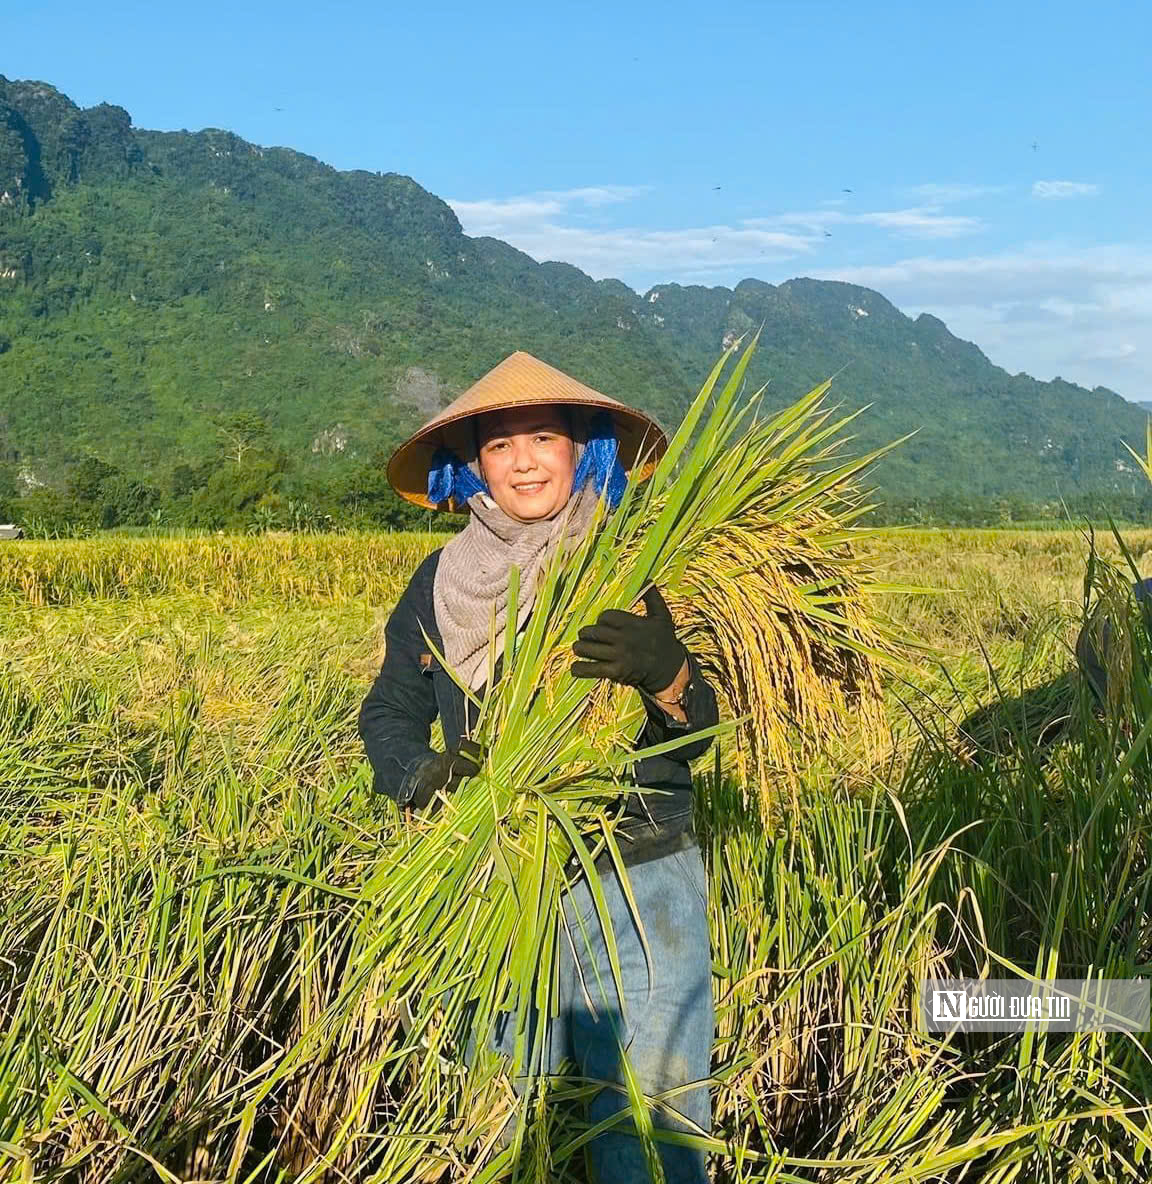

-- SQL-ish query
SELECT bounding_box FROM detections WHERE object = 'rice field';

[2,526,1152,1181]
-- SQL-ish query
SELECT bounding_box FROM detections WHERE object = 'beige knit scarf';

[433,473,602,693]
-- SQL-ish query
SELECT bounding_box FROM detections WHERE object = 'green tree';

[185,455,287,529]
[97,472,159,528]
[67,454,119,506]
[0,462,17,521]
[214,412,270,468]
[335,449,447,530]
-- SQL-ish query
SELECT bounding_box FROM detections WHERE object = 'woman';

[358,350,718,1183]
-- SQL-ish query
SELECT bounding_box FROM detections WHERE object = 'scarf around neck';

[432,477,602,693]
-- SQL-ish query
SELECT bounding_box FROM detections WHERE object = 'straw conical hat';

[387,351,668,512]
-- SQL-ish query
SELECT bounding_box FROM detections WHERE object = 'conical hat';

[387,351,668,512]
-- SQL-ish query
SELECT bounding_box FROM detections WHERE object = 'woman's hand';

[570,587,687,699]
[408,738,486,812]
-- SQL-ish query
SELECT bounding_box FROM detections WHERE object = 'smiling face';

[475,405,577,522]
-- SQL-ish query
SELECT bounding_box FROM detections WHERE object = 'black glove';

[407,738,485,811]
[570,586,687,696]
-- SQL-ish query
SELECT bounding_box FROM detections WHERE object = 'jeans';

[490,843,714,1184]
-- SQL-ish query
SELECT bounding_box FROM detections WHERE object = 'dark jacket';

[358,548,720,866]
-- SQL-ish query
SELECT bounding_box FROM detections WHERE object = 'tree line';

[5,436,1149,538]
[0,411,458,538]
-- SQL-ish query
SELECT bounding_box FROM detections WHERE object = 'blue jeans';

[491,843,714,1184]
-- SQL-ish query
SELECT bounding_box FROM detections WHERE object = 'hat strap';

[428,448,490,505]
[570,410,627,509]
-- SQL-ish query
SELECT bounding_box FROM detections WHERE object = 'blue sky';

[7,0,1151,398]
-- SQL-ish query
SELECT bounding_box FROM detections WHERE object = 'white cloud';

[810,245,1152,397]
[476,220,816,275]
[450,187,986,284]
[906,183,1010,204]
[449,185,649,235]
[748,207,983,238]
[807,247,1152,305]
[1032,180,1101,199]
[450,196,573,228]
[553,186,650,207]
[853,209,983,237]
[450,186,819,276]
[1084,343,1137,361]
[448,184,1149,398]
[454,183,985,278]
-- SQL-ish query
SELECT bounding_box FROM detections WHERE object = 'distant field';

[7,525,1148,658]
[3,529,1151,1180]
[4,525,1142,755]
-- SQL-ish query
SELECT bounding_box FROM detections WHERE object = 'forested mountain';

[2,75,1149,530]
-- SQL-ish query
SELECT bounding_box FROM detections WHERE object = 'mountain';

[2,75,1149,509]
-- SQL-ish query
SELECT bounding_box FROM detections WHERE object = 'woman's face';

[475,406,576,522]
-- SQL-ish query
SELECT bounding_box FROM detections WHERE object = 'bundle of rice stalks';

[626,415,897,795]
[247,335,909,1181]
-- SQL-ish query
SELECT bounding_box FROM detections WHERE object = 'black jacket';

[357,549,720,866]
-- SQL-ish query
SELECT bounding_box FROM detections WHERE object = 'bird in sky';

[842,188,853,193]
[712,185,722,190]
[274,107,285,112]
[824,230,833,237]
[1031,140,1039,151]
